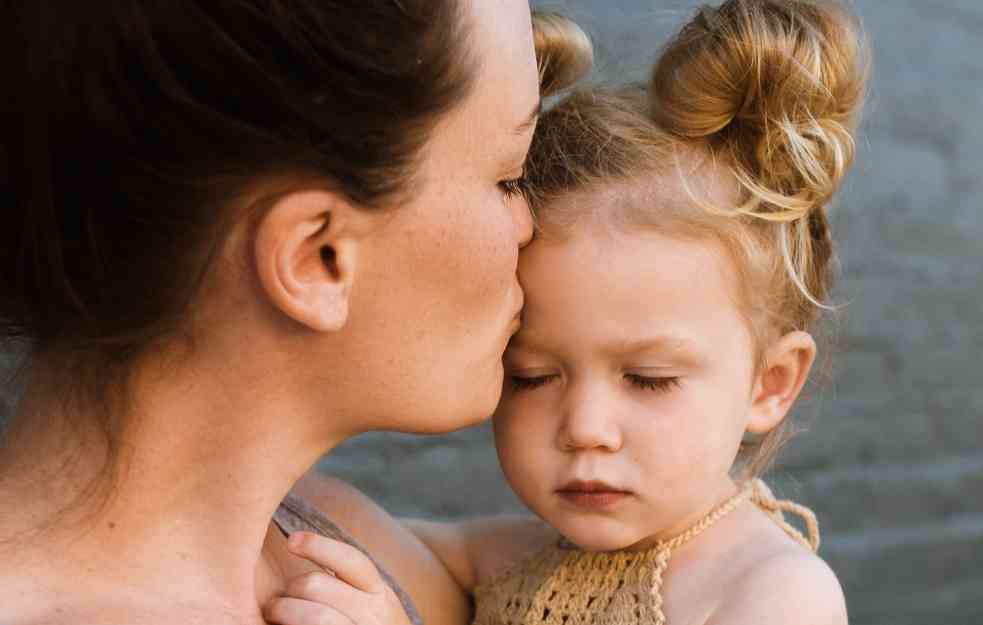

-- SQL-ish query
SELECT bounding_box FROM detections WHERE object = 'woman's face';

[344,0,539,433]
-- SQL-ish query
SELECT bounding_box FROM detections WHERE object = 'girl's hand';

[264,531,413,625]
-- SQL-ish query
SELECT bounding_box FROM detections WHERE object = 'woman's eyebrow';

[513,97,543,135]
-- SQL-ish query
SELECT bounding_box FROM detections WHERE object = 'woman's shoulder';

[0,578,266,625]
[289,472,472,625]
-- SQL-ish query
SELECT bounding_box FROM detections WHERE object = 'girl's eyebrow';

[504,333,552,356]
[604,336,706,364]
[508,333,705,366]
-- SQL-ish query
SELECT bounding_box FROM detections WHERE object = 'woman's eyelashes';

[498,178,522,199]
[498,174,525,199]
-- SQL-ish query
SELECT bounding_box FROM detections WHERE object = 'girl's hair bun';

[533,11,594,97]
[650,0,868,220]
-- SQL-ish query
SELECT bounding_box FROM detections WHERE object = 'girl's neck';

[0,345,347,619]
[626,477,742,552]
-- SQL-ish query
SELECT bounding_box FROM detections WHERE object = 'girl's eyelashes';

[625,373,681,393]
[510,373,680,393]
[510,374,557,391]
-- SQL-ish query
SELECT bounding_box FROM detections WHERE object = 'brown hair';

[0,4,592,391]
[0,0,477,532]
[524,0,868,477]
[1,1,477,365]
[0,3,593,515]
[533,11,595,97]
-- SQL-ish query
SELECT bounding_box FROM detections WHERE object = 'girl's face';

[494,222,758,551]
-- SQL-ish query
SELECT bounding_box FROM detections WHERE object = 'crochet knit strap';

[648,483,754,625]
[472,480,822,625]
[655,483,754,553]
[749,479,821,552]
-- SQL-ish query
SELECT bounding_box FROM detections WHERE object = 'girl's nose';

[556,385,623,452]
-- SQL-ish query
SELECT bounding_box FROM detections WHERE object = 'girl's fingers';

[285,570,362,610]
[287,532,385,593]
[264,596,356,625]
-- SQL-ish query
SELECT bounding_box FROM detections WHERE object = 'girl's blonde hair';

[533,11,595,97]
[524,0,869,477]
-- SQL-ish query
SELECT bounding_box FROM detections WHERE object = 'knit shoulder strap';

[648,479,821,625]
[748,479,821,552]
[648,483,753,625]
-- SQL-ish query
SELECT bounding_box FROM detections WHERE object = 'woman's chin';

[404,391,500,435]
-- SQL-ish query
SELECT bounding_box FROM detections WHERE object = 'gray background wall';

[0,2,979,624]
[317,2,983,624]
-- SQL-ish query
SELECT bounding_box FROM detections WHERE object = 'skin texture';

[0,1,538,624]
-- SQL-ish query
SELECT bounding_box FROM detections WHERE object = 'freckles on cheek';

[469,224,518,298]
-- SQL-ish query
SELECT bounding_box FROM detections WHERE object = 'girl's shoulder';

[715,545,846,625]
[707,505,847,625]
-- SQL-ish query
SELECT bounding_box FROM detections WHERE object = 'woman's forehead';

[467,0,540,129]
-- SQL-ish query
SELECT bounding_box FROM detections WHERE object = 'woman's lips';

[556,480,632,510]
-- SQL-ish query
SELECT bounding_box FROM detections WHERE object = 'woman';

[0,2,590,624]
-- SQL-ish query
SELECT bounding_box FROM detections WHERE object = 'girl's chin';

[561,535,637,553]
[552,520,643,553]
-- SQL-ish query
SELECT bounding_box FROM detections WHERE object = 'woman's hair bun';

[649,0,868,220]
[533,11,594,97]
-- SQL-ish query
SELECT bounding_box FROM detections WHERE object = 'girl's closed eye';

[624,373,681,393]
[509,372,558,391]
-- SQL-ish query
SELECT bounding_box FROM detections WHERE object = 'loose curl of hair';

[524,0,869,477]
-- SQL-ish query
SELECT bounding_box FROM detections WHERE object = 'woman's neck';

[0,345,348,619]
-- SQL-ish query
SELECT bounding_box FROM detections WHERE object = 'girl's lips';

[556,480,632,510]
[556,491,630,509]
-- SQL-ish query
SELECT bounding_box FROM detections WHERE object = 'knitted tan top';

[473,480,819,625]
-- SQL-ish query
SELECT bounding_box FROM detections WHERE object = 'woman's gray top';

[272,493,423,625]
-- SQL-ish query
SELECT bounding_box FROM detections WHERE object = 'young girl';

[265,1,867,624]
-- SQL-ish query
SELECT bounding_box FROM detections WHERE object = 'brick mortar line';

[776,453,983,489]
[822,513,983,554]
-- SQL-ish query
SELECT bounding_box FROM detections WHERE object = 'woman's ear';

[254,190,364,332]
[746,331,817,434]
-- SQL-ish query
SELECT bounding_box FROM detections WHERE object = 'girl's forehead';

[530,163,740,240]
[514,228,752,359]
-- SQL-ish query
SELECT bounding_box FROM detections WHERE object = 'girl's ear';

[254,190,365,332]
[746,331,817,434]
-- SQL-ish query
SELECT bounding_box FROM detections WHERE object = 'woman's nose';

[557,387,623,452]
[514,193,535,248]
